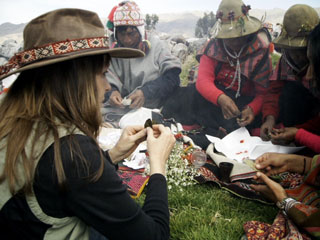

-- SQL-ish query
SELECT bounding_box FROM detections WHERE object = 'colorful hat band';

[0,37,109,77]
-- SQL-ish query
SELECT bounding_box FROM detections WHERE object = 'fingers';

[260,126,269,141]
[129,98,143,108]
[129,96,144,109]
[255,153,277,174]
[223,106,239,119]
[237,107,254,127]
[132,128,147,141]
[147,124,174,142]
[250,183,267,192]
[254,172,287,201]
[121,126,147,144]
[255,153,269,169]
[237,116,252,127]
[218,95,240,119]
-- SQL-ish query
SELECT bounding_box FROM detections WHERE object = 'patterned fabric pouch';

[243,212,311,240]
[117,166,149,199]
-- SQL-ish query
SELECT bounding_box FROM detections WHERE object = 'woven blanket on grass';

[194,161,304,205]
[118,166,149,199]
[192,143,304,204]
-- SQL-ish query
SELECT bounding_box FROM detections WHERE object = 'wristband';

[276,197,299,215]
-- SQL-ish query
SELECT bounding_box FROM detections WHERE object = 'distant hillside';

[157,12,203,37]
[0,22,26,37]
[250,8,285,25]
[0,8,319,40]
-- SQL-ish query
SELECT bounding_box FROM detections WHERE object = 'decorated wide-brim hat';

[273,4,320,49]
[212,0,262,39]
[0,8,144,81]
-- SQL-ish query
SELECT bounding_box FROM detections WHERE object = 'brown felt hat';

[273,4,320,49]
[212,0,262,39]
[0,8,144,81]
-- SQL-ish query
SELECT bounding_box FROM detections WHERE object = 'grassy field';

[138,183,278,240]
[141,51,280,239]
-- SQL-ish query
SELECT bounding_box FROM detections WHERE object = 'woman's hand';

[109,126,147,164]
[255,152,309,176]
[146,124,176,175]
[260,115,276,141]
[129,90,145,109]
[270,127,298,145]
[250,172,287,203]
[237,106,254,127]
[109,90,124,107]
[217,94,240,119]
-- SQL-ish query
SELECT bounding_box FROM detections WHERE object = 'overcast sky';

[1,0,320,25]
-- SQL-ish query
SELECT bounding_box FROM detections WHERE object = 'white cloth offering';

[97,128,122,151]
[123,143,149,170]
[206,127,304,162]
[97,127,148,169]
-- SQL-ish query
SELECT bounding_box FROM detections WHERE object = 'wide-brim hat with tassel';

[273,4,319,49]
[0,8,144,81]
[211,0,262,39]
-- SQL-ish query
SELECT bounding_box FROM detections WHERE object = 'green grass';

[271,52,281,68]
[137,183,278,240]
[180,54,199,86]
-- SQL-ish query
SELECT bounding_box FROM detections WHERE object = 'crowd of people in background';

[0,0,319,239]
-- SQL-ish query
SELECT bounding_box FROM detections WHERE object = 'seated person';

[103,1,181,112]
[195,0,272,137]
[0,8,175,240]
[269,22,320,153]
[260,4,320,140]
[250,152,320,239]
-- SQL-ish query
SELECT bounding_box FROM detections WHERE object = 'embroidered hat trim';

[0,37,109,77]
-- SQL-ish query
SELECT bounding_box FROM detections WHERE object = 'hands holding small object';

[260,115,276,141]
[250,152,312,203]
[217,94,254,127]
[109,90,124,107]
[109,90,144,109]
[146,124,176,175]
[218,94,240,119]
[108,119,175,176]
[127,90,145,109]
[269,127,298,145]
[237,105,254,127]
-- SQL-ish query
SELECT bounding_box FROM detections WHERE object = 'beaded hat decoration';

[211,0,262,39]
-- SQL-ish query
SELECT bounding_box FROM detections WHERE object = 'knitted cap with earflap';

[108,1,146,42]
[107,1,150,53]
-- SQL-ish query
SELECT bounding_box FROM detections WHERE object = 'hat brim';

[216,16,262,39]
[273,33,308,49]
[0,47,144,81]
